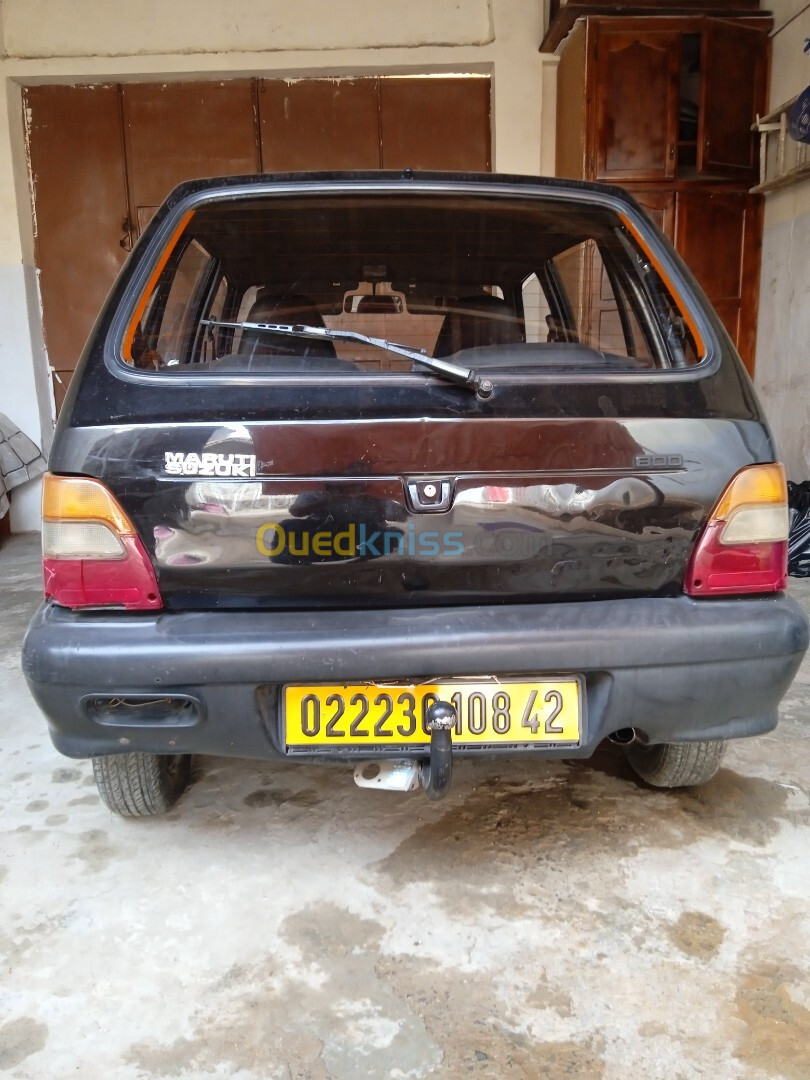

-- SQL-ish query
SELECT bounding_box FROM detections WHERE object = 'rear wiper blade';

[200,319,493,398]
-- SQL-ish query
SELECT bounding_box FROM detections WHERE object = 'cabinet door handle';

[669,142,675,160]
[119,216,134,252]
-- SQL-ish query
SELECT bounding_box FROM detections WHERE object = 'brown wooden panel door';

[698,20,767,178]
[380,77,491,171]
[24,85,130,410]
[593,30,680,181]
[260,79,381,171]
[675,189,759,373]
[121,82,260,235]
[676,190,745,299]
[631,190,676,240]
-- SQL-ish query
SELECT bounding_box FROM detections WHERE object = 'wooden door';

[25,76,492,409]
[259,76,491,173]
[698,20,767,178]
[380,77,491,170]
[675,189,760,373]
[593,29,680,181]
[24,86,131,411]
[632,190,676,240]
[121,82,261,237]
[260,79,381,170]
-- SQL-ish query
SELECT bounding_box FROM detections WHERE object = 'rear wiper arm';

[200,319,493,398]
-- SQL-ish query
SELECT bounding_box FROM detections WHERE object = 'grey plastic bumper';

[22,594,809,761]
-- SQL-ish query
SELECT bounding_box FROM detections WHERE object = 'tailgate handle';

[406,479,454,513]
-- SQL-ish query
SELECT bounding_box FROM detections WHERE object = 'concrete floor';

[2,533,810,1080]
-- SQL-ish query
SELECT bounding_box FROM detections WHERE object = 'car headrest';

[239,292,336,360]
[434,295,525,357]
[246,292,326,327]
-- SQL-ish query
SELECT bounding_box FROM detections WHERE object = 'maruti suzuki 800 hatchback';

[22,172,809,815]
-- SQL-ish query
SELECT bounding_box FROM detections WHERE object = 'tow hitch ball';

[351,700,456,799]
[420,700,456,801]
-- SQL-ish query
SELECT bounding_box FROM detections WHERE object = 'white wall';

[4,0,495,57]
[0,76,53,530]
[754,1,810,480]
[0,0,557,530]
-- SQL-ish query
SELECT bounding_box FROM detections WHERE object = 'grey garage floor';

[1,532,809,1080]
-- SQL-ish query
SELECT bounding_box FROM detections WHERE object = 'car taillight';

[41,474,162,610]
[685,463,789,597]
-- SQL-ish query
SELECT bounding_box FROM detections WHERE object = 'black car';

[22,171,809,815]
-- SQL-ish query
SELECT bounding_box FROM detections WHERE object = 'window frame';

[107,178,721,391]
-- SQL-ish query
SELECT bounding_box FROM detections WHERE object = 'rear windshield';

[122,192,702,377]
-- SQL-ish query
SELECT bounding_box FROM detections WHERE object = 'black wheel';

[626,739,726,789]
[93,752,191,816]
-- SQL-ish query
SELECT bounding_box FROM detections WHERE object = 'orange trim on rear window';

[121,210,195,363]
[618,212,706,362]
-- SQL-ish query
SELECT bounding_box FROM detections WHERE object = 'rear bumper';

[22,594,808,761]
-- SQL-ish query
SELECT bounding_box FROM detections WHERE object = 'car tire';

[93,752,192,816]
[626,739,726,789]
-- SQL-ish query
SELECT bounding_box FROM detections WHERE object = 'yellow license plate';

[283,679,582,748]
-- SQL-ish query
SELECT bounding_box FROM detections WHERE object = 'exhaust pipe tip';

[608,727,637,746]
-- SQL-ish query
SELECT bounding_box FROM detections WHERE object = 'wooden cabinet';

[698,20,768,177]
[632,190,676,239]
[675,188,763,364]
[594,30,681,181]
[562,16,770,185]
[556,14,770,374]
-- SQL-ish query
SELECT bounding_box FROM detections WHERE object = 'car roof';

[160,170,643,214]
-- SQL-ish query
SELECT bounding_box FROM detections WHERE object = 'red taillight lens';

[41,474,162,611]
[685,464,789,597]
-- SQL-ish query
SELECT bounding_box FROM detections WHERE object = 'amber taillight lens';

[41,474,162,610]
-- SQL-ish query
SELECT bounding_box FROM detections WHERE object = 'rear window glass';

[122,193,702,377]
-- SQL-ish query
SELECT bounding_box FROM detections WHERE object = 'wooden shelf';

[752,94,810,194]
[751,162,810,194]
